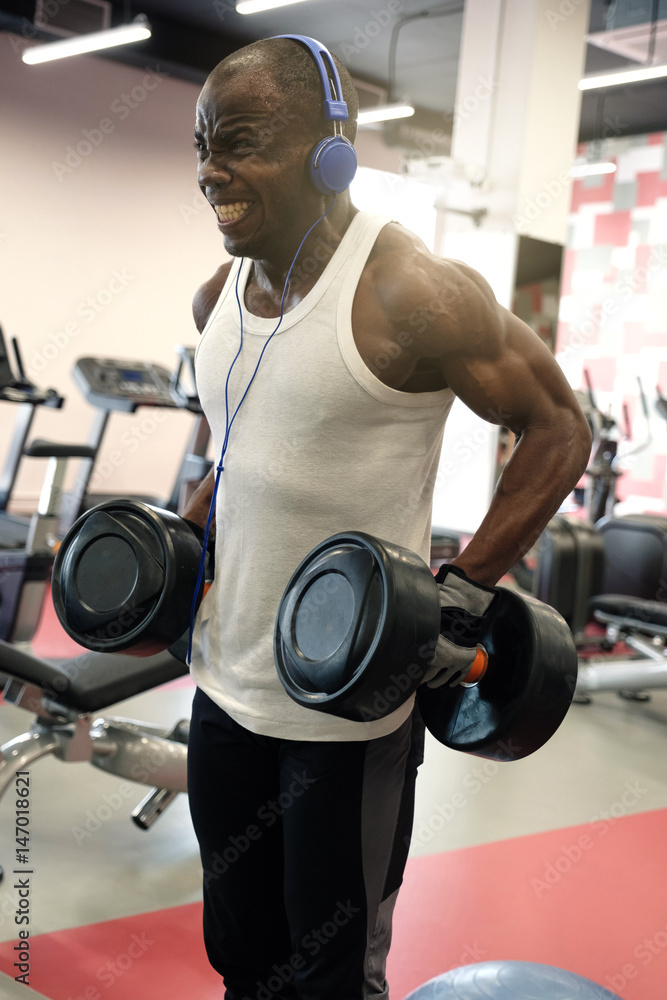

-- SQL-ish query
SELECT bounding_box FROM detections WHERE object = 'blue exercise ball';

[403,961,622,999]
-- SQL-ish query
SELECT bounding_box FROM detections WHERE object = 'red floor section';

[0,905,220,1000]
[1,807,665,999]
[387,807,667,999]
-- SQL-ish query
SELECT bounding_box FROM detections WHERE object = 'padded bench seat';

[0,639,188,713]
[589,594,667,638]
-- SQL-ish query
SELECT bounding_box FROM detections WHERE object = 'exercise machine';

[0,329,96,645]
[0,640,191,850]
[575,594,667,700]
[571,390,667,700]
[583,369,651,524]
[0,326,64,550]
[62,350,211,529]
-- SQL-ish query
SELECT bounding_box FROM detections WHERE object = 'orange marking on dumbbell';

[462,646,488,685]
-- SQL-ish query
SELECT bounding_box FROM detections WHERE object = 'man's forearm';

[182,466,216,533]
[451,417,591,587]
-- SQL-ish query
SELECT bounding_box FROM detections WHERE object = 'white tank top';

[191,211,455,740]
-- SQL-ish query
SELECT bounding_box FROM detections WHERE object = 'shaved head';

[204,37,359,146]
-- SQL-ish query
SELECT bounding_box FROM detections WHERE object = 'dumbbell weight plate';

[52,499,205,656]
[417,589,578,760]
[274,531,441,722]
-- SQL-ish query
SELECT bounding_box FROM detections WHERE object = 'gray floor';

[1,673,667,946]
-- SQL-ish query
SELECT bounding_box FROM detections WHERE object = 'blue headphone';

[273,34,358,195]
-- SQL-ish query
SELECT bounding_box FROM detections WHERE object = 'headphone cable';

[187,195,337,663]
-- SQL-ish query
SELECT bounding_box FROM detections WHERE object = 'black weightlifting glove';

[423,563,498,688]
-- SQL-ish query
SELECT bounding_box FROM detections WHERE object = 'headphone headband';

[270,34,357,196]
[273,34,349,124]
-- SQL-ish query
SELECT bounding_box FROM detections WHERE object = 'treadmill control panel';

[73,358,177,412]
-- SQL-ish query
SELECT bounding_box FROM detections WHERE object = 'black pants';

[187,687,425,1000]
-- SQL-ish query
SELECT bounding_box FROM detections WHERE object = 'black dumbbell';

[52,499,209,657]
[274,532,578,760]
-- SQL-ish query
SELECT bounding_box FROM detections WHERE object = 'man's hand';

[424,564,497,688]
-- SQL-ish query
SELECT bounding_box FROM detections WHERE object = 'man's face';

[195,66,321,260]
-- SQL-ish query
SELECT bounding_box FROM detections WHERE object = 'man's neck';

[247,196,358,315]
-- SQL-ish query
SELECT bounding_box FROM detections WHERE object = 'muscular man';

[184,36,591,1000]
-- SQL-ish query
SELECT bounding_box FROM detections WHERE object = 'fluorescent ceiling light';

[22,15,151,64]
[237,0,315,12]
[579,63,667,90]
[570,161,617,178]
[358,104,415,125]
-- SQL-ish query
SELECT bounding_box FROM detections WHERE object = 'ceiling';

[2,0,667,145]
[2,0,667,287]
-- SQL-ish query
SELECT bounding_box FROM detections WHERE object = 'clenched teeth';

[215,201,250,222]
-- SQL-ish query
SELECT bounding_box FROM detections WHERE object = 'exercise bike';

[572,384,667,700]
[582,370,652,524]
[0,637,191,836]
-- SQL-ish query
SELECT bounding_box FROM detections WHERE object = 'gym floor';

[1,596,667,999]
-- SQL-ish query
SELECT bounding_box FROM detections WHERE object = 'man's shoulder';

[364,222,484,324]
[193,260,234,334]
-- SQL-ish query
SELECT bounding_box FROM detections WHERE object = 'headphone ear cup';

[310,136,357,195]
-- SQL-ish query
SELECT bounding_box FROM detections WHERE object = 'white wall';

[0,33,226,507]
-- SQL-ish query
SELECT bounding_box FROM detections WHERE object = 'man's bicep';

[440,310,580,435]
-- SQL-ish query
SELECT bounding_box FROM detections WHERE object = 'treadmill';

[0,326,65,551]
[63,350,212,528]
[0,327,97,644]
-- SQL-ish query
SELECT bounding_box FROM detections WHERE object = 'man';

[184,36,591,1000]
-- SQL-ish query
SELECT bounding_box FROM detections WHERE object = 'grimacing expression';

[195,69,326,260]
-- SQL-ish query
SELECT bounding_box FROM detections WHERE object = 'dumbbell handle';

[460,646,489,687]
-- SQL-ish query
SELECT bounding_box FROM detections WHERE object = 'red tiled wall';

[556,133,667,510]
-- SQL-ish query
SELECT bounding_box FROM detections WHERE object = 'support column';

[432,0,590,535]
